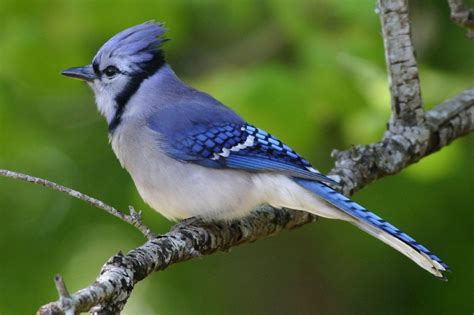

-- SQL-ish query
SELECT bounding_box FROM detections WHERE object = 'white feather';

[353,221,446,277]
[212,134,255,160]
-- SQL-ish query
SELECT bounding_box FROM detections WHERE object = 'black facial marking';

[92,61,100,76]
[108,50,166,133]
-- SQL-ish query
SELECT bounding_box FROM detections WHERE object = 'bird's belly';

[133,158,264,220]
[111,127,264,220]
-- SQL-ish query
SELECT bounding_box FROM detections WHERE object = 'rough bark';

[33,1,474,314]
[447,0,474,38]
[330,88,474,195]
[378,0,424,128]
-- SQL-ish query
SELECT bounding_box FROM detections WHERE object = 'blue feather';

[224,154,334,184]
[93,21,168,70]
[294,178,449,274]
[144,81,336,185]
[154,117,337,185]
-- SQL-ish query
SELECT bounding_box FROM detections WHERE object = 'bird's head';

[62,21,168,130]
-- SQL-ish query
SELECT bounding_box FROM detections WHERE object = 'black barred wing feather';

[169,123,336,185]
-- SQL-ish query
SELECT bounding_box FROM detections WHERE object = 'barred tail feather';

[353,221,447,279]
[294,178,449,279]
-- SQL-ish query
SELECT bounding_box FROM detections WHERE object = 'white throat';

[89,81,118,124]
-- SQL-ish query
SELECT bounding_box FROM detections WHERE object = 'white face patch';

[88,65,132,124]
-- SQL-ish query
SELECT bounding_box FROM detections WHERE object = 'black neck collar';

[108,52,165,133]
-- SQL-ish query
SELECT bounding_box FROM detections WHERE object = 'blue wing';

[158,120,336,185]
[144,89,336,184]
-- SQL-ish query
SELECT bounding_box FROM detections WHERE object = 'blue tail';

[294,178,449,279]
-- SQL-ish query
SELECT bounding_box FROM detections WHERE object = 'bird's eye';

[103,66,119,77]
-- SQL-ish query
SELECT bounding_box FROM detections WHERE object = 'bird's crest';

[93,21,168,73]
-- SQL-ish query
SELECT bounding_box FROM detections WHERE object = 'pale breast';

[110,122,266,220]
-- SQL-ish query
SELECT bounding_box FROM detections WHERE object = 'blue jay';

[62,21,448,279]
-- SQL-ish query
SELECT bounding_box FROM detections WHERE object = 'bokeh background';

[0,0,473,314]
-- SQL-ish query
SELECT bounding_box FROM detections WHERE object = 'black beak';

[61,65,97,82]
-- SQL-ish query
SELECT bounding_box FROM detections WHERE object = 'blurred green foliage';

[0,1,473,314]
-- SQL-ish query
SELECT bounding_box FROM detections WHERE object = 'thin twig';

[0,169,156,239]
[54,275,75,315]
[54,274,71,300]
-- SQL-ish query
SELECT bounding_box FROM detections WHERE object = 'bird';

[61,21,449,279]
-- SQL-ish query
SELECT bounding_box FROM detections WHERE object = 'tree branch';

[53,275,75,315]
[447,0,474,38]
[38,208,316,314]
[329,87,473,195]
[378,0,425,128]
[31,1,474,314]
[0,169,156,240]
